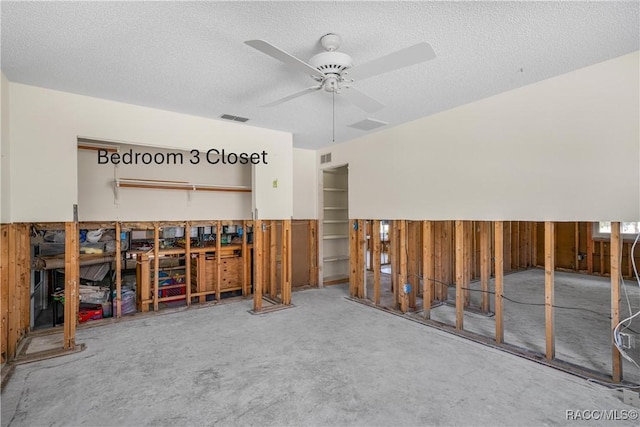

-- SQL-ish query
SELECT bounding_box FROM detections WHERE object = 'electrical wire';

[613,232,640,369]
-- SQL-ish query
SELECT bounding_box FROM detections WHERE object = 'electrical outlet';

[619,333,634,350]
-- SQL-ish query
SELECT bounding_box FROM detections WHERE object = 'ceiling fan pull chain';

[332,91,335,143]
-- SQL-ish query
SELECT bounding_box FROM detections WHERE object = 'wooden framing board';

[495,221,504,344]
[357,220,365,299]
[372,220,381,305]
[610,222,622,382]
[455,220,465,330]
[480,221,491,313]
[586,222,594,274]
[253,220,264,312]
[398,220,408,312]
[1,224,8,362]
[281,220,292,305]
[309,220,318,287]
[64,222,78,350]
[422,221,434,319]
[185,221,192,306]
[463,221,471,307]
[115,222,122,317]
[349,219,358,298]
[545,221,555,361]
[390,220,397,299]
[531,222,538,267]
[242,220,249,296]
[153,223,160,312]
[216,220,222,302]
[407,221,418,309]
[269,220,277,299]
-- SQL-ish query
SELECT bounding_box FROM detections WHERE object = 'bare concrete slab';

[1,284,638,426]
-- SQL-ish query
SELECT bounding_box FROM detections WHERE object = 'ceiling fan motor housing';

[309,51,353,76]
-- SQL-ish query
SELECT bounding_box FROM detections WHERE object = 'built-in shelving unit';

[322,165,349,285]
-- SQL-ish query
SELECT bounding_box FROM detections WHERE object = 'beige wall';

[320,51,640,222]
[78,144,253,221]
[0,72,10,223]
[292,148,317,219]
[9,83,293,222]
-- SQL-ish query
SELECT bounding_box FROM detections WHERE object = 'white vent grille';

[320,153,332,164]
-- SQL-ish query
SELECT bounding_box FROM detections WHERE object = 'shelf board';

[323,220,349,224]
[323,187,347,192]
[323,207,348,210]
[323,256,350,262]
[323,234,349,240]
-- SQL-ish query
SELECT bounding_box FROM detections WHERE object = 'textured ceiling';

[2,1,638,149]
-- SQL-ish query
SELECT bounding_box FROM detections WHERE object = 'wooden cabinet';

[191,255,242,292]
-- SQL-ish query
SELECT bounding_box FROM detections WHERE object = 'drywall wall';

[9,83,293,222]
[78,145,252,221]
[292,148,318,219]
[0,72,10,223]
[320,51,640,221]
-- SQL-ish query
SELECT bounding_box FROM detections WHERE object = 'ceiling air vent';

[220,114,249,123]
[347,118,388,131]
[320,153,332,164]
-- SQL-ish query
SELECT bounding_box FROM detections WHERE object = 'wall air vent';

[220,114,249,123]
[320,153,332,164]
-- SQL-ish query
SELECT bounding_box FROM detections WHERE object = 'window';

[595,221,640,239]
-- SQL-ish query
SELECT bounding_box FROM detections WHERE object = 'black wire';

[416,275,614,317]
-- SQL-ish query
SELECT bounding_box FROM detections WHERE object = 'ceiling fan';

[245,33,436,113]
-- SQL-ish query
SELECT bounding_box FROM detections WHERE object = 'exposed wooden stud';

[18,224,30,335]
[545,221,555,361]
[503,222,512,272]
[358,219,366,299]
[434,222,443,301]
[389,220,396,298]
[349,219,358,298]
[197,252,206,304]
[463,221,471,307]
[586,222,594,274]
[600,241,605,274]
[367,220,373,272]
[153,222,160,312]
[242,220,248,296]
[1,225,9,362]
[610,221,622,382]
[455,220,464,330]
[64,222,78,350]
[531,222,538,267]
[215,220,222,302]
[115,222,122,317]
[281,219,292,305]
[574,222,580,271]
[423,221,434,319]
[185,221,192,306]
[253,220,264,312]
[495,221,504,344]
[398,220,408,312]
[7,224,18,359]
[373,220,381,305]
[480,221,491,313]
[308,220,318,287]
[269,220,277,299]
[408,221,418,309]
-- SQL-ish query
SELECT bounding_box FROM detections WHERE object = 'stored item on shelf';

[78,303,103,323]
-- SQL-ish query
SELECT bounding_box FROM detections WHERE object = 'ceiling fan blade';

[245,40,324,79]
[262,85,322,108]
[341,86,384,113]
[346,42,436,81]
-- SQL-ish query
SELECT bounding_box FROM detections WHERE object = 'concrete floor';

[366,268,640,385]
[2,283,639,426]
